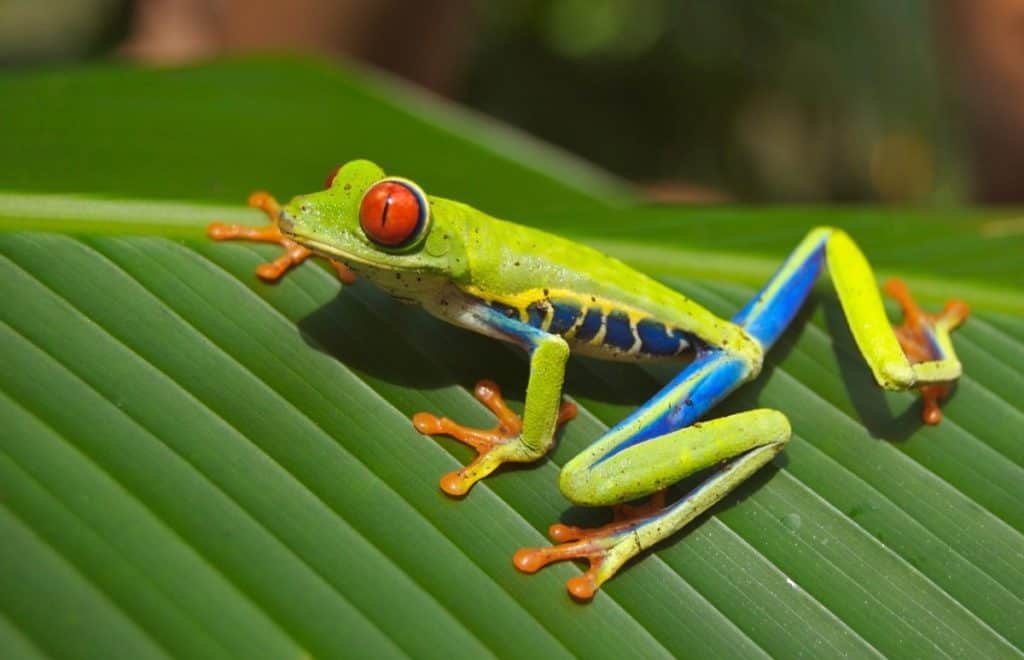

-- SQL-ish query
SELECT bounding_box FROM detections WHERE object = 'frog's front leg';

[413,306,578,495]
[208,192,356,283]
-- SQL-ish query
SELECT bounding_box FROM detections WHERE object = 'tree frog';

[208,160,968,600]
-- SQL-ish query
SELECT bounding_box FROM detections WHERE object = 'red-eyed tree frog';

[207,160,968,601]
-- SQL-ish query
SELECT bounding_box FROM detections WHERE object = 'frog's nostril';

[300,203,311,213]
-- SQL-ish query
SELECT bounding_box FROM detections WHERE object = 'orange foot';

[884,278,969,424]
[514,491,669,600]
[207,191,357,284]
[412,380,577,496]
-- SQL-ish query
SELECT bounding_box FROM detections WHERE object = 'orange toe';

[512,548,548,573]
[548,523,584,543]
[566,575,598,601]
[411,412,444,435]
[440,470,472,497]
[515,491,671,600]
[208,191,355,285]
[513,538,608,601]
[413,379,576,496]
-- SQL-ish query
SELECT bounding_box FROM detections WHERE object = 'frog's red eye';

[324,165,341,189]
[359,179,428,247]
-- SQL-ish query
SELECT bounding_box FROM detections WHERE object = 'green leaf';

[1,58,1022,659]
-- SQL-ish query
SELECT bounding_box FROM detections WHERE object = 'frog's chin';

[290,234,351,262]
[281,230,377,275]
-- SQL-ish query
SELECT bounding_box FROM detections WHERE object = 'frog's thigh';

[560,408,791,507]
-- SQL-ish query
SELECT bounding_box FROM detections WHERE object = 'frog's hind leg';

[517,228,971,600]
[513,229,826,599]
[207,191,356,283]
[821,231,968,423]
[516,396,790,599]
[734,226,968,423]
[512,230,829,599]
[514,347,790,599]
[517,430,789,600]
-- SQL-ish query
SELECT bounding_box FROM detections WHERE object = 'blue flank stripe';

[603,311,635,351]
[733,239,826,349]
[548,302,581,335]
[475,301,550,351]
[637,319,687,356]
[526,301,546,328]
[592,351,750,467]
[575,308,604,341]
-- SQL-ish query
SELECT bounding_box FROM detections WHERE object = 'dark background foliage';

[6,0,1024,204]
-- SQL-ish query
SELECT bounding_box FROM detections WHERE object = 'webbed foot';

[207,191,356,283]
[412,380,577,496]
[884,278,969,424]
[513,491,669,600]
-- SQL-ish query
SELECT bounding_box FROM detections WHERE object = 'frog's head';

[278,159,465,284]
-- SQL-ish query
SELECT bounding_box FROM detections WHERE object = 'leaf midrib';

[1,192,1020,315]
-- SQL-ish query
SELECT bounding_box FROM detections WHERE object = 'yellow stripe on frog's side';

[462,286,690,358]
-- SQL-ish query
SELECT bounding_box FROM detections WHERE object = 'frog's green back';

[436,196,747,354]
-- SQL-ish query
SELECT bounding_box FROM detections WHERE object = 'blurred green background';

[3,0,1022,205]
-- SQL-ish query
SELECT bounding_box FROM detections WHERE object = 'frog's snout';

[277,209,295,236]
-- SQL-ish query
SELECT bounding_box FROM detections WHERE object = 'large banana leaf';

[1,58,1021,659]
